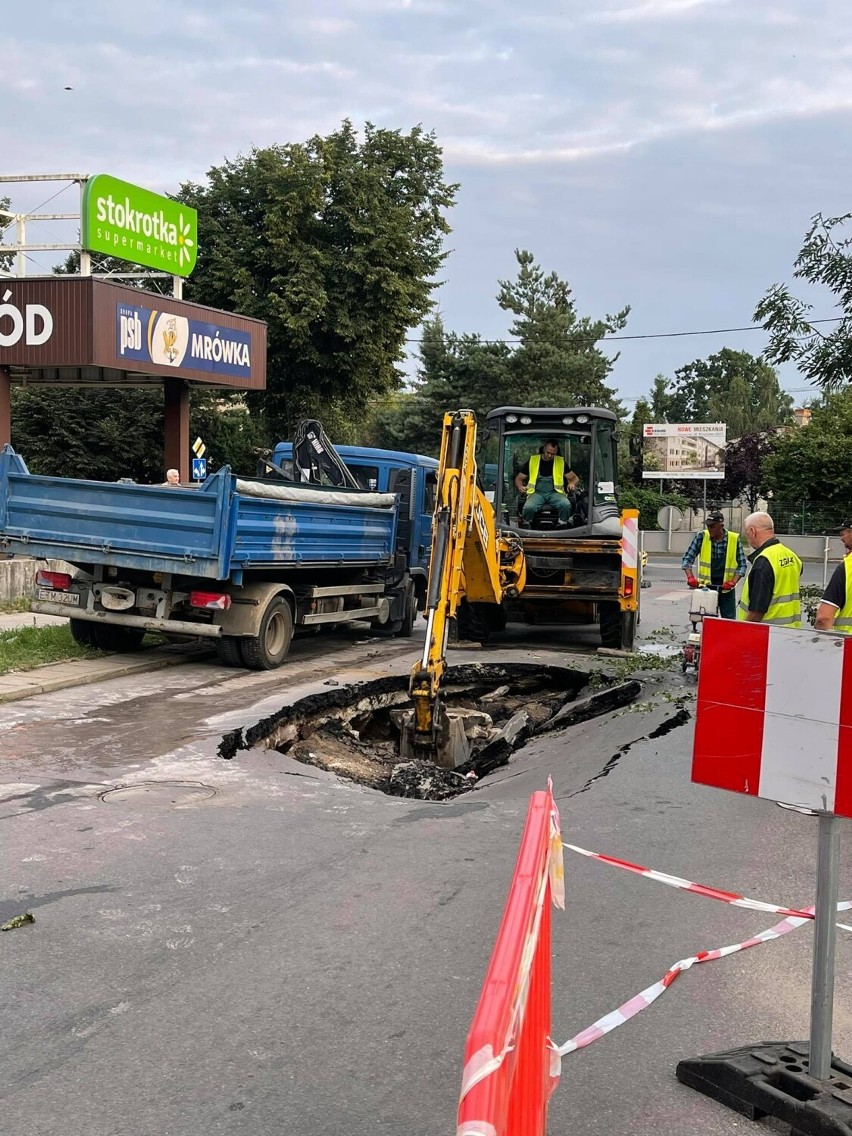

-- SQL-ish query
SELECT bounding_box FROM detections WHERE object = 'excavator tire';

[599,603,636,650]
[457,600,505,643]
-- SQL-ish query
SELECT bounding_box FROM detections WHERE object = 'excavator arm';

[405,410,526,767]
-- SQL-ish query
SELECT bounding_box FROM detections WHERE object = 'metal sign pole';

[809,811,842,1079]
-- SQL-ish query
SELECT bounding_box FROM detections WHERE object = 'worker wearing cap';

[681,511,746,619]
[814,519,852,633]
[738,511,802,626]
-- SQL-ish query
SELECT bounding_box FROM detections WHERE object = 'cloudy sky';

[3,0,852,407]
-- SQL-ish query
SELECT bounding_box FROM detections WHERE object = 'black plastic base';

[677,1042,852,1135]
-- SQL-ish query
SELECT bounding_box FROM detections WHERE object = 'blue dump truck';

[0,443,438,670]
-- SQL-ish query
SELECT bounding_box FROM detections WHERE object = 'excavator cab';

[485,407,621,539]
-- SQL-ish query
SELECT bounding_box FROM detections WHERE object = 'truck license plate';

[37,588,80,606]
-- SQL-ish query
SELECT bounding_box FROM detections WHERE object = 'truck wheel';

[394,589,418,638]
[239,596,293,670]
[215,636,245,668]
[69,619,97,647]
[91,624,146,653]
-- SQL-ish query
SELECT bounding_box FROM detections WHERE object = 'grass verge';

[0,624,101,674]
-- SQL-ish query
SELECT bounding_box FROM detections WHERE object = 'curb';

[0,649,213,705]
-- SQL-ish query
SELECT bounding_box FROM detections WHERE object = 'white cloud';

[587,0,733,24]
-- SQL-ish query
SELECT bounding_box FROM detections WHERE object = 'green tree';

[178,121,458,441]
[497,250,628,410]
[658,348,792,433]
[372,253,630,452]
[755,212,852,389]
[616,484,690,531]
[763,390,852,515]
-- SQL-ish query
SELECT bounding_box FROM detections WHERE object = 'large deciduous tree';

[656,348,793,434]
[179,121,458,441]
[762,390,852,515]
[755,212,852,389]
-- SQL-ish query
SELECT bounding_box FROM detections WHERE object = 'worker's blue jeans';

[522,478,571,525]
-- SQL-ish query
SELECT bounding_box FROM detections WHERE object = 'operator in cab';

[514,438,579,527]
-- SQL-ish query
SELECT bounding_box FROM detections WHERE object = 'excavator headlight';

[519,415,532,424]
[505,414,518,423]
[562,416,574,424]
[576,414,589,424]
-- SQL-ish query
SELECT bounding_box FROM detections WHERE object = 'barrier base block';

[677,1041,852,1135]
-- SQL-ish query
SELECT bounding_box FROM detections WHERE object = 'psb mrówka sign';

[116,303,251,378]
[82,174,197,277]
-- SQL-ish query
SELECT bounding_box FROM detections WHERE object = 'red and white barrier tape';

[565,842,818,921]
[556,900,852,1057]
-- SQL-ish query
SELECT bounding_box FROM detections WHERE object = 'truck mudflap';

[30,601,224,638]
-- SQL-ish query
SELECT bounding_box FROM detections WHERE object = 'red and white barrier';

[456,784,564,1136]
[693,620,852,816]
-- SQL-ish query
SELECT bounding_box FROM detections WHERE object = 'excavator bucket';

[398,705,472,769]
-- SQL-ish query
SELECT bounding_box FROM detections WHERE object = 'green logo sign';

[82,174,198,277]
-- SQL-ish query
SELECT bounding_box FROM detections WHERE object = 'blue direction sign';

[192,457,207,481]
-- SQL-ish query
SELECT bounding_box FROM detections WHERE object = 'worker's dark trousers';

[714,586,736,620]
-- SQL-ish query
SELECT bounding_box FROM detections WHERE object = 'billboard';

[81,174,198,277]
[642,422,726,480]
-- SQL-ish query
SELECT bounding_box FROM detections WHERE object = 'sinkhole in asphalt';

[219,663,642,800]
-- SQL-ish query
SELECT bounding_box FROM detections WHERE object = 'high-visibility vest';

[528,453,565,494]
[738,542,802,627]
[831,556,852,633]
[697,530,740,585]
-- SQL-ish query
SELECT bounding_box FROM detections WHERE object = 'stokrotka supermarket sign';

[81,174,197,277]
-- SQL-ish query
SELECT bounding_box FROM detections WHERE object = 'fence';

[456,786,564,1136]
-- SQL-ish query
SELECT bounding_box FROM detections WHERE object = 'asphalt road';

[1,565,850,1135]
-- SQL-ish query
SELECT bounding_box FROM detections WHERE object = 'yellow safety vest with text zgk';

[832,556,852,633]
[738,543,803,627]
[528,454,565,494]
[697,530,740,585]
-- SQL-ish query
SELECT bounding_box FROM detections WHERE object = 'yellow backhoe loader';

[402,410,526,768]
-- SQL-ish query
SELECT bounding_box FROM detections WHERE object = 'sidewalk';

[0,612,66,631]
[0,621,214,704]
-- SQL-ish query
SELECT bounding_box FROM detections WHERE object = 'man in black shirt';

[514,439,578,526]
[815,520,852,632]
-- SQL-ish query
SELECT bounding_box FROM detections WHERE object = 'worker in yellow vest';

[815,519,852,633]
[681,510,746,619]
[515,438,578,527]
[738,511,802,627]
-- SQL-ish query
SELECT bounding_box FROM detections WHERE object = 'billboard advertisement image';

[642,422,726,479]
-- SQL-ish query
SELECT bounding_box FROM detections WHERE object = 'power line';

[403,316,843,347]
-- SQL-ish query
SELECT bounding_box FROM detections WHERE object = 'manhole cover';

[99,781,216,806]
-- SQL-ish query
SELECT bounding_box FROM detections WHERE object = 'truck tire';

[394,588,418,638]
[239,596,293,670]
[69,619,97,647]
[215,636,245,668]
[91,624,146,653]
